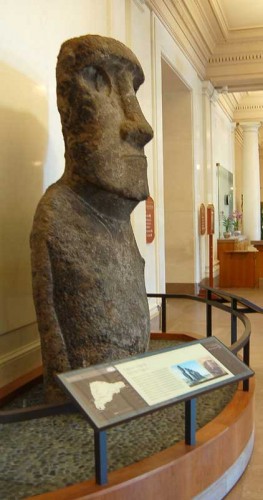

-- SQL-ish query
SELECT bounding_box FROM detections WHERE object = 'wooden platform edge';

[0,366,43,406]
[26,378,255,499]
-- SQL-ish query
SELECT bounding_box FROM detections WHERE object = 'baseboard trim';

[0,365,43,405]
[0,339,40,366]
[194,428,255,499]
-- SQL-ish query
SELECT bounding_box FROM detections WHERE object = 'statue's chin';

[95,182,149,203]
[67,147,150,202]
[122,186,149,202]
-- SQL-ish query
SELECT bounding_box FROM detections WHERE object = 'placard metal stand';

[94,430,108,485]
[185,399,197,446]
[57,336,254,485]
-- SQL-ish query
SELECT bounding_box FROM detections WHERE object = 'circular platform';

[0,335,255,499]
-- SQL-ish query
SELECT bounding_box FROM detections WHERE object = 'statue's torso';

[31,184,150,370]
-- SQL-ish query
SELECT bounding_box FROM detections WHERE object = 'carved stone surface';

[30,35,153,402]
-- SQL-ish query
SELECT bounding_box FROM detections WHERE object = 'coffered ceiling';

[147,0,263,89]
[147,0,263,122]
[206,0,263,93]
[215,0,263,31]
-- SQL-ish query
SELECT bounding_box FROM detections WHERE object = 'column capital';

[239,122,261,132]
[202,81,218,102]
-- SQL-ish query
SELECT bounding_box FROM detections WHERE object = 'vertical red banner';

[207,204,215,287]
[200,203,206,235]
[207,204,215,235]
[146,196,155,244]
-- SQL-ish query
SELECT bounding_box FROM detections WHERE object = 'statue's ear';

[78,65,112,96]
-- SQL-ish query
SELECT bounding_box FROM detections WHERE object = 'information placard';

[57,337,254,431]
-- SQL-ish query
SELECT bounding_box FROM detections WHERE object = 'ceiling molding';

[225,27,263,43]
[208,0,263,41]
[194,0,225,42]
[146,0,218,78]
[146,0,263,92]
[206,57,263,92]
[208,0,229,39]
[233,103,263,122]
[236,104,263,111]
[217,94,237,120]
[206,48,263,91]
[208,51,263,65]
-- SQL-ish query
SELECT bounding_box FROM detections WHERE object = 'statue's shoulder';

[31,182,95,242]
[31,182,77,237]
[36,181,71,209]
[33,182,77,221]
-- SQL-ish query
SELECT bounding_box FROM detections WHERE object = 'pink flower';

[231,211,242,230]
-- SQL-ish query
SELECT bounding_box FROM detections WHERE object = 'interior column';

[240,122,261,240]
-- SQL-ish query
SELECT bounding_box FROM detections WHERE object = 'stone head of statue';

[56,34,153,201]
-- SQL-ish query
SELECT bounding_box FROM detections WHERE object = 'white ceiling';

[215,1,263,145]
[218,0,263,30]
[209,0,263,117]
[149,0,263,98]
[149,0,263,140]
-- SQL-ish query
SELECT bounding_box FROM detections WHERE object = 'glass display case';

[217,164,233,238]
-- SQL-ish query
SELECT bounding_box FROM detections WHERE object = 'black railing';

[1,286,260,424]
[148,285,262,380]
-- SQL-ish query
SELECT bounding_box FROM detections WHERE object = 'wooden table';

[218,239,259,288]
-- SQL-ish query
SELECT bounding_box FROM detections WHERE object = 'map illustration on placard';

[90,381,126,410]
[62,366,147,427]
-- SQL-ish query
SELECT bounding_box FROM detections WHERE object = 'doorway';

[161,59,194,291]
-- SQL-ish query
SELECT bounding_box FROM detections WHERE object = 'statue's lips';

[69,142,147,168]
[122,154,147,169]
[123,154,147,159]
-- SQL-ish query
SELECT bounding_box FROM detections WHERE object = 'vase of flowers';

[231,210,242,236]
[222,214,233,238]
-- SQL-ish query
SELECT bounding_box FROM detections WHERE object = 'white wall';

[0,0,159,386]
[162,61,194,284]
[0,0,236,387]
[0,0,108,386]
[212,105,234,177]
[129,1,156,292]
[153,16,204,287]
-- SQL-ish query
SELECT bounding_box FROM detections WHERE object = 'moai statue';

[30,35,153,402]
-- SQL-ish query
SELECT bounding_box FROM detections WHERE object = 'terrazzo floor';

[0,338,237,500]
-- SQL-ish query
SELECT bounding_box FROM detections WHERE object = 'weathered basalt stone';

[30,34,153,402]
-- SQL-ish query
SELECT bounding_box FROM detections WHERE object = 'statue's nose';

[120,95,153,148]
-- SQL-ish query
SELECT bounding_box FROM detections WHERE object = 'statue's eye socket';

[81,66,111,95]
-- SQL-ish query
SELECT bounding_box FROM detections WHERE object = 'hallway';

[166,286,263,499]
